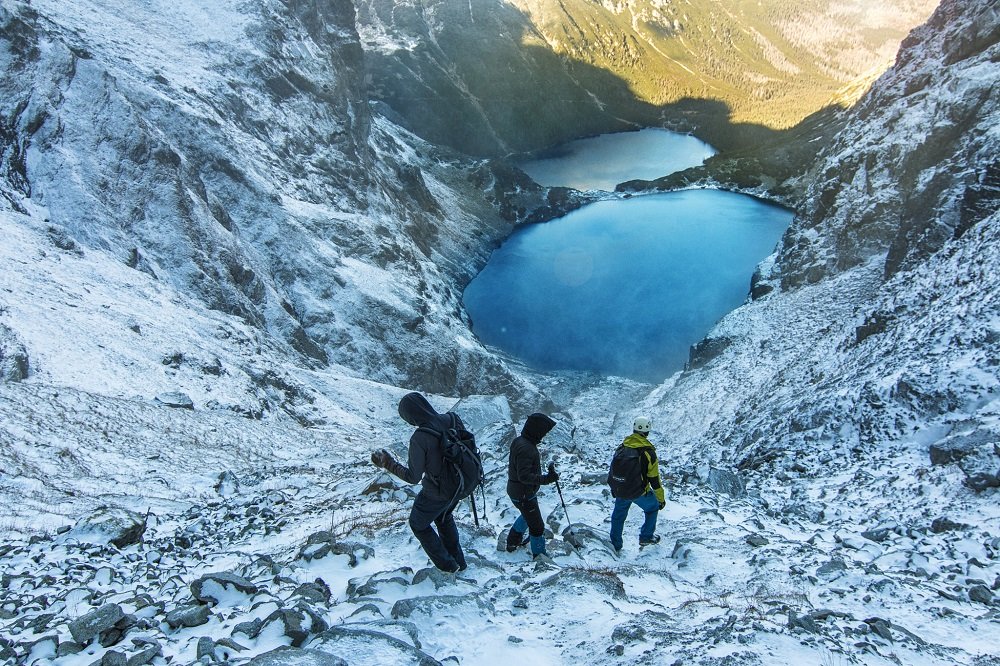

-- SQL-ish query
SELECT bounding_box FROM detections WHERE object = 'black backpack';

[607,445,646,499]
[419,413,484,505]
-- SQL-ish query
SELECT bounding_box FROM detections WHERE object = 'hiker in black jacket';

[505,412,558,558]
[371,392,467,573]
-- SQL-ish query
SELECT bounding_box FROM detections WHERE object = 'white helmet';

[633,417,652,434]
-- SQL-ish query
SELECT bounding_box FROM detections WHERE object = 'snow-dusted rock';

[451,394,512,433]
[154,391,194,410]
[249,647,348,666]
[190,572,259,605]
[69,507,146,549]
[67,603,124,645]
[0,325,29,381]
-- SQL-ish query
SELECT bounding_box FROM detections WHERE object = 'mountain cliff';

[0,0,567,412]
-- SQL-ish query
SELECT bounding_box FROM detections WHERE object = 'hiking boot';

[639,535,661,547]
[506,530,529,553]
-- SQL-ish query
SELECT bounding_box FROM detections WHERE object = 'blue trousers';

[409,491,465,571]
[609,491,659,550]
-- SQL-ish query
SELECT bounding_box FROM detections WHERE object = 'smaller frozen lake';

[464,190,792,381]
[517,128,716,191]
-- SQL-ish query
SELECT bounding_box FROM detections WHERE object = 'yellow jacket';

[622,433,665,503]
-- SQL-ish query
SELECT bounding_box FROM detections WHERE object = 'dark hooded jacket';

[506,413,557,500]
[394,392,467,501]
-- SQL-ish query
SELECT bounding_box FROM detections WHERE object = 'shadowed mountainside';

[355,0,937,157]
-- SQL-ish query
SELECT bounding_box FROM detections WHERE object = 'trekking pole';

[479,484,489,525]
[470,493,480,528]
[554,477,574,536]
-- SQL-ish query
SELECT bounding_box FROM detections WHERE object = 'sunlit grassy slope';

[510,0,938,128]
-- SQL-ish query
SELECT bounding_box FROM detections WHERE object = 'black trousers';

[511,495,545,536]
[409,491,465,571]
[507,494,547,555]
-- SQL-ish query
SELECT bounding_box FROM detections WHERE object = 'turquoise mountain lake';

[466,130,792,382]
[517,127,716,191]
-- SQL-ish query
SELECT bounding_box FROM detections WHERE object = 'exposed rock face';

[0,325,29,381]
[779,0,1000,287]
[0,0,553,403]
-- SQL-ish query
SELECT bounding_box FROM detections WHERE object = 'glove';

[371,449,391,469]
[658,501,666,511]
[546,462,559,483]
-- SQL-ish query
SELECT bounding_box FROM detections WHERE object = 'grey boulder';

[154,391,194,409]
[70,507,146,548]
[190,572,259,604]
[707,467,746,498]
[68,604,124,644]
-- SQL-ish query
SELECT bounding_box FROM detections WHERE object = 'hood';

[398,392,440,427]
[623,433,651,449]
[521,413,556,443]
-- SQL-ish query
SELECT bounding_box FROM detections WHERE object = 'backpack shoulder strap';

[416,423,443,438]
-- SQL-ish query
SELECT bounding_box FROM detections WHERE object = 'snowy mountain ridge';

[1,0,999,664]
[0,0,562,407]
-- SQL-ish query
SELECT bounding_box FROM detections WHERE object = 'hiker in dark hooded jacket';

[505,412,558,559]
[371,392,468,573]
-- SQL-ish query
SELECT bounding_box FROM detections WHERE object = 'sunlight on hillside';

[511,0,939,127]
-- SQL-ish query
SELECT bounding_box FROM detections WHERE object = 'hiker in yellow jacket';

[608,417,664,552]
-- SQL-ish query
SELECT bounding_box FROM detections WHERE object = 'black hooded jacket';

[393,392,466,500]
[506,413,557,500]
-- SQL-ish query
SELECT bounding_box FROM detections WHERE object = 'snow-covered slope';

[653,0,999,512]
[0,0,559,406]
[640,0,1000,657]
[1,0,998,664]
